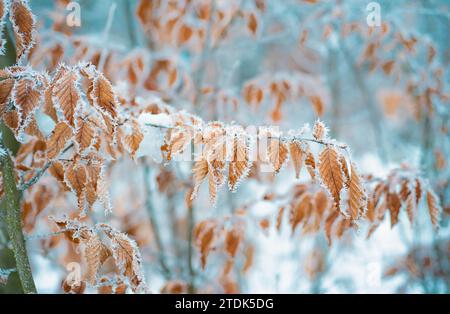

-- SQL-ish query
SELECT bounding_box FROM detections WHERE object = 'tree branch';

[0,140,37,294]
[142,164,171,279]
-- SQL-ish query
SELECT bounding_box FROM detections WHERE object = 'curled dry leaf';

[191,157,209,200]
[167,127,191,161]
[101,225,146,293]
[49,161,70,191]
[312,119,327,140]
[65,163,87,212]
[124,118,143,160]
[304,146,316,181]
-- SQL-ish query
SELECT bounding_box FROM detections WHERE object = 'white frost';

[138,112,174,129]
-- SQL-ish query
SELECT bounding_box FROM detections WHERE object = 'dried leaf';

[268,138,288,173]
[83,234,111,285]
[46,122,73,160]
[318,146,344,207]
[14,78,41,131]
[228,134,251,191]
[191,157,209,200]
[9,0,36,61]
[101,225,146,292]
[289,141,303,179]
[247,12,258,35]
[426,190,441,228]
[304,146,316,181]
[0,78,14,115]
[124,118,143,159]
[193,220,216,269]
[75,118,95,153]
[346,163,367,220]
[53,69,81,127]
[90,74,118,122]
[312,119,327,140]
[225,226,243,258]
[65,163,87,212]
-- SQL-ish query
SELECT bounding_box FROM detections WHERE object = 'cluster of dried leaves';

[0,0,446,294]
[52,216,147,294]
[365,167,442,238]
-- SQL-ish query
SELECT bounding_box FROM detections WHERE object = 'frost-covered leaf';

[318,146,344,207]
[9,0,36,62]
[46,121,73,160]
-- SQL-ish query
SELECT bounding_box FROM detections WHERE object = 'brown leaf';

[387,193,401,228]
[101,225,146,292]
[225,226,243,258]
[346,163,367,220]
[65,163,87,212]
[9,0,36,61]
[290,193,312,233]
[90,74,118,121]
[228,133,251,191]
[426,190,441,228]
[136,0,154,26]
[75,118,95,153]
[53,69,81,127]
[304,146,316,181]
[312,120,327,140]
[0,78,14,115]
[268,138,288,173]
[318,146,344,207]
[405,191,416,225]
[124,118,143,160]
[325,210,339,245]
[46,122,73,160]
[14,78,41,131]
[194,220,216,269]
[309,95,324,117]
[49,161,70,191]
[247,12,258,35]
[83,234,111,285]
[276,206,285,231]
[289,141,303,179]
[191,157,209,200]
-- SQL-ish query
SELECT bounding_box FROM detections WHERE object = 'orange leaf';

[47,122,73,160]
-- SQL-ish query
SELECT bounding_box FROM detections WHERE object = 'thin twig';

[18,143,74,191]
[143,122,348,149]
[142,164,171,279]
[98,2,117,71]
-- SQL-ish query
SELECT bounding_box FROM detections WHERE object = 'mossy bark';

[0,146,37,294]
